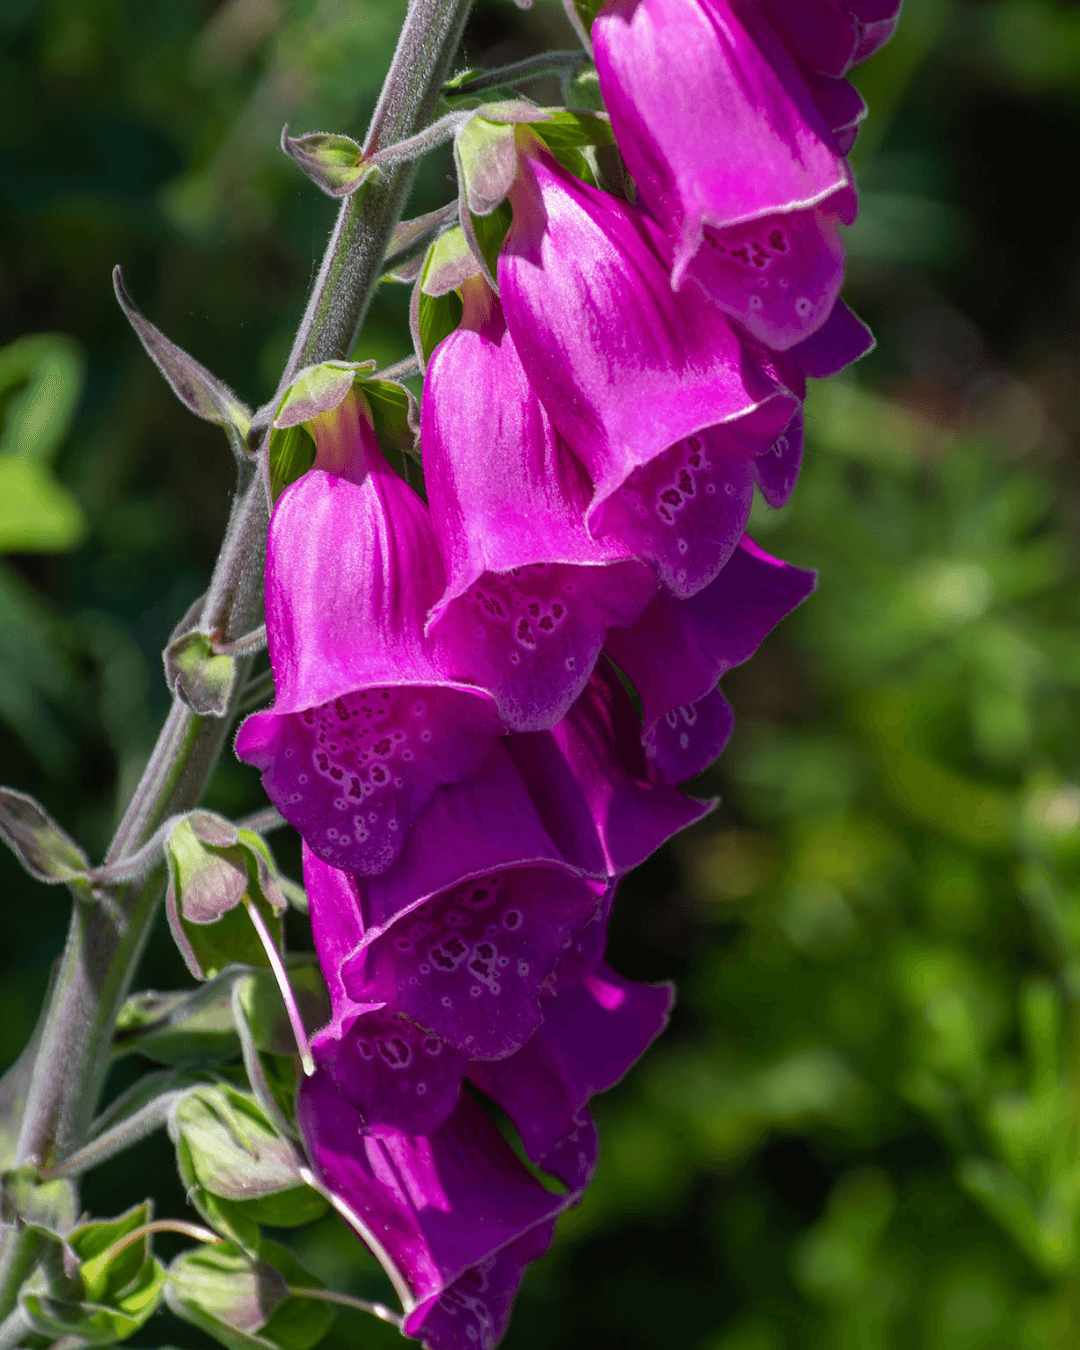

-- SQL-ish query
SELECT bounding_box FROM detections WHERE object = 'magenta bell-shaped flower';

[593,0,857,349]
[234,392,504,878]
[297,1077,568,1350]
[423,277,656,732]
[499,134,798,599]
[606,536,816,784]
[301,662,709,1072]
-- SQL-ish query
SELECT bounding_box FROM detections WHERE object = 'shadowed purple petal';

[790,299,875,378]
[342,866,605,1061]
[507,663,713,879]
[641,685,736,785]
[305,844,381,1040]
[297,1079,566,1336]
[470,966,673,1189]
[235,400,503,877]
[807,73,867,154]
[425,284,655,731]
[758,0,859,75]
[594,0,851,318]
[405,1221,558,1350]
[755,409,804,509]
[683,207,846,350]
[606,537,816,783]
[322,1008,466,1138]
[589,423,756,600]
[499,141,797,575]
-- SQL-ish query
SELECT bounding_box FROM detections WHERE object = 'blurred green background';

[4,0,1080,1345]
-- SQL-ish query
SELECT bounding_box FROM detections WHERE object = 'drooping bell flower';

[469,963,673,1190]
[234,392,504,877]
[499,134,798,599]
[297,1075,567,1350]
[423,276,656,732]
[592,0,857,349]
[606,537,816,785]
[752,298,876,509]
[301,665,709,1071]
[757,0,902,78]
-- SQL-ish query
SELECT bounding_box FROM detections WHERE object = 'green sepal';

[166,1239,334,1350]
[267,364,418,500]
[281,129,374,199]
[165,628,238,717]
[238,964,330,1058]
[363,379,419,458]
[164,813,286,982]
[21,1203,167,1346]
[114,978,242,1065]
[532,107,613,151]
[410,227,473,368]
[113,268,251,449]
[21,1260,167,1346]
[168,1084,324,1253]
[267,424,316,504]
[272,362,373,431]
[455,116,518,218]
[0,787,90,887]
[465,203,512,290]
[566,66,604,112]
[1,1165,78,1234]
[568,0,606,35]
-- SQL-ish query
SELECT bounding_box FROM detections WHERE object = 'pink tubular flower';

[234,392,504,878]
[301,663,709,1069]
[593,0,857,348]
[606,536,816,784]
[297,1079,568,1350]
[499,136,798,599]
[423,277,656,732]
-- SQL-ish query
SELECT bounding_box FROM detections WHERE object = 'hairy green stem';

[0,0,475,1301]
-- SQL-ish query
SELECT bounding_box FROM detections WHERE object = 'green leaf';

[71,1201,153,1302]
[238,965,330,1058]
[113,268,251,438]
[0,457,88,553]
[22,1259,167,1346]
[0,333,89,553]
[414,289,462,370]
[466,202,512,287]
[267,424,315,504]
[165,629,238,717]
[532,107,613,151]
[568,0,606,34]
[21,1203,168,1346]
[165,814,285,981]
[166,1240,334,1350]
[281,130,374,199]
[0,787,89,885]
[114,980,241,1065]
[359,380,418,457]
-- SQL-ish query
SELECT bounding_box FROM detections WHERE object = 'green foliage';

[166,1240,334,1350]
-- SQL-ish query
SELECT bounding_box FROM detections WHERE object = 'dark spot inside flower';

[678,469,694,495]
[371,766,388,784]
[330,766,343,780]
[769,228,787,251]
[528,603,540,617]
[661,488,682,506]
[552,603,565,619]
[373,738,391,754]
